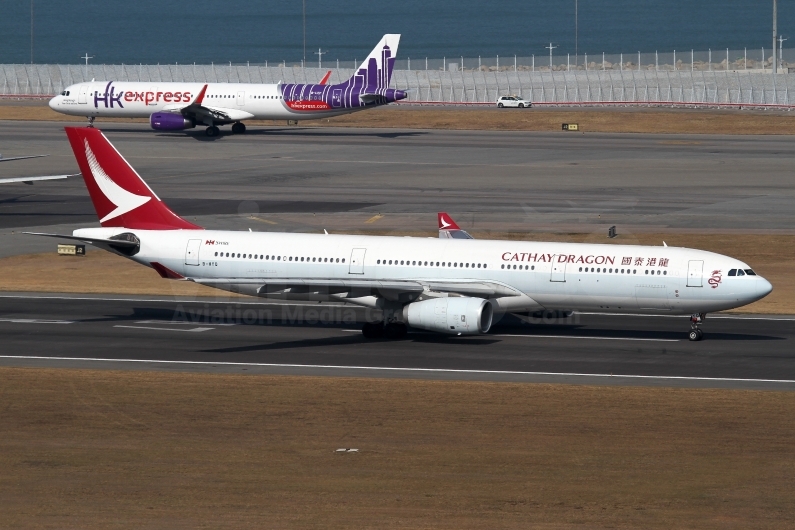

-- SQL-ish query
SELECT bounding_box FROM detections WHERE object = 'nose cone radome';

[48,96,58,110]
[756,277,773,300]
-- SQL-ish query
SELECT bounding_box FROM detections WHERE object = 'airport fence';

[4,62,795,108]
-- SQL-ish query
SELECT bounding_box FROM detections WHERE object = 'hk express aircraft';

[30,127,771,341]
[48,35,406,137]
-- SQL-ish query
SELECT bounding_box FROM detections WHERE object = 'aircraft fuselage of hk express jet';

[48,35,405,137]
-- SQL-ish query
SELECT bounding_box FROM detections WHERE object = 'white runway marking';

[135,320,236,326]
[114,325,213,333]
[0,318,74,324]
[342,330,678,342]
[495,334,679,342]
[0,355,793,385]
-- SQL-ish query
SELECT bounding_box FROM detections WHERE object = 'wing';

[190,277,519,302]
[0,174,76,184]
[159,84,254,123]
[0,154,48,163]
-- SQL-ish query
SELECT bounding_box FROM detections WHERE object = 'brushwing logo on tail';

[84,139,151,223]
[440,216,452,228]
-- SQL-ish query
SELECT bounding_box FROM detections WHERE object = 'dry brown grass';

[4,104,795,135]
[1,367,793,529]
[2,232,792,313]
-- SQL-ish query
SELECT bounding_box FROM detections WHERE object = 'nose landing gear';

[231,122,246,134]
[87,116,95,128]
[688,313,706,341]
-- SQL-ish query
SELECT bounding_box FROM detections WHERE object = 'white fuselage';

[74,227,772,315]
[49,82,357,120]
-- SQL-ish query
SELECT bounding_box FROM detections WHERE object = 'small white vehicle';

[496,95,531,108]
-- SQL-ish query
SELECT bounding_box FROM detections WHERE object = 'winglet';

[438,212,461,230]
[319,71,332,85]
[192,84,208,106]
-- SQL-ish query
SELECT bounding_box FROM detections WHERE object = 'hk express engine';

[150,113,196,131]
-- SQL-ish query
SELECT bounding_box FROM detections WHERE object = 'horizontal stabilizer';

[23,231,140,256]
[0,174,77,184]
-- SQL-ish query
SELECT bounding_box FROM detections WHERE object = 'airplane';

[48,35,406,137]
[0,153,77,184]
[27,127,772,341]
[438,212,473,239]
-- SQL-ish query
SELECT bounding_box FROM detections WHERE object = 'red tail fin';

[64,127,201,230]
[438,212,461,230]
[319,71,332,85]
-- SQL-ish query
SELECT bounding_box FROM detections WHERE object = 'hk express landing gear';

[205,125,220,137]
[688,313,706,341]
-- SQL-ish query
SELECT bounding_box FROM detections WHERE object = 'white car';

[496,95,531,108]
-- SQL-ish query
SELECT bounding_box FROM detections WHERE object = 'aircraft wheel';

[232,122,246,134]
[205,126,220,137]
[362,322,384,339]
[688,329,700,341]
[384,322,408,340]
[697,329,704,341]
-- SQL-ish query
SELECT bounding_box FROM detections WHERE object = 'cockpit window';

[744,269,756,276]
[737,269,745,276]
[728,269,737,276]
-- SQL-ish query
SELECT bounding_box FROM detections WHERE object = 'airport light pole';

[30,0,34,64]
[779,34,787,73]
[314,48,326,69]
[302,0,306,65]
[546,42,558,70]
[81,53,93,79]
[773,0,777,74]
[574,0,578,67]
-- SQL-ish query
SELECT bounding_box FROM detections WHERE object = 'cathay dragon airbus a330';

[48,35,405,137]
[29,128,771,341]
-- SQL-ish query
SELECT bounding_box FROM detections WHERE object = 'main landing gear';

[231,122,246,134]
[87,116,95,128]
[205,125,220,137]
[362,321,408,340]
[688,313,706,341]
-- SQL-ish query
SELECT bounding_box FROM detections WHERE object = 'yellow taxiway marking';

[248,216,278,225]
[365,214,384,224]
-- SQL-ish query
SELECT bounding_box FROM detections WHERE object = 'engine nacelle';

[150,113,195,131]
[404,297,493,335]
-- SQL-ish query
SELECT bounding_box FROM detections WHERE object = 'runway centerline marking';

[0,355,793,385]
[0,318,74,324]
[114,325,213,333]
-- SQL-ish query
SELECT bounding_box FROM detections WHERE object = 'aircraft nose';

[48,97,57,110]
[754,277,773,300]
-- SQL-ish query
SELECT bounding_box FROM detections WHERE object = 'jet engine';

[150,113,195,131]
[404,297,493,335]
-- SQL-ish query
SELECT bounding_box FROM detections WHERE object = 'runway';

[1,294,793,390]
[1,120,795,257]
